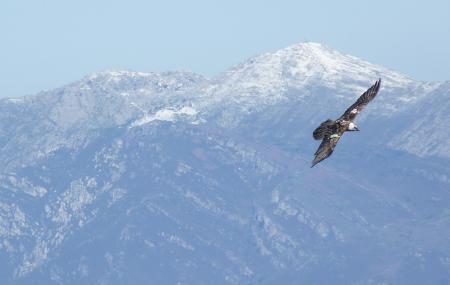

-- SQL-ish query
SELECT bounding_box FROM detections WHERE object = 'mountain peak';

[84,69,208,86]
[87,70,153,80]
[281,41,329,52]
[218,42,416,93]
[1,41,450,284]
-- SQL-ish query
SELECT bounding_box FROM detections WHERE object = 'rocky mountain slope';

[0,43,449,284]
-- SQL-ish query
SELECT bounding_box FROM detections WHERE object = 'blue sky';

[1,0,449,97]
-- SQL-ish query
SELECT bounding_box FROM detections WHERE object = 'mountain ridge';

[0,42,449,284]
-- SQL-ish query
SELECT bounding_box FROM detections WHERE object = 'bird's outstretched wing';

[311,134,340,167]
[339,79,381,122]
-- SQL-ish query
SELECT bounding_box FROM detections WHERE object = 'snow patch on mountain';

[216,43,417,94]
[130,106,199,127]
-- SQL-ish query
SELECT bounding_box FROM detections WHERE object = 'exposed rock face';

[0,43,449,284]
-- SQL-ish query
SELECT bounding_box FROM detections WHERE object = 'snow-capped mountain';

[0,43,449,284]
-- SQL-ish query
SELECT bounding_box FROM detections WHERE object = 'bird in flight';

[311,79,381,167]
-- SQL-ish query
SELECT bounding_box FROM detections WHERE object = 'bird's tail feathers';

[313,119,334,140]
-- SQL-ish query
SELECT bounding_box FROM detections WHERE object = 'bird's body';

[311,79,381,167]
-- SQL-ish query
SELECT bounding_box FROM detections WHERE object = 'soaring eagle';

[311,79,381,167]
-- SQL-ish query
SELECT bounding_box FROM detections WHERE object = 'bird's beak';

[355,126,360,131]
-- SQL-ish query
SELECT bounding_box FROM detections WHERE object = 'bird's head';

[348,122,359,131]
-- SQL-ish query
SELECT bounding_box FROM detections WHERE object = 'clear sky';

[1,0,449,97]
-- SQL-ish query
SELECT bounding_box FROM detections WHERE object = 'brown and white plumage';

[311,79,381,167]
[312,133,340,167]
[339,79,381,122]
